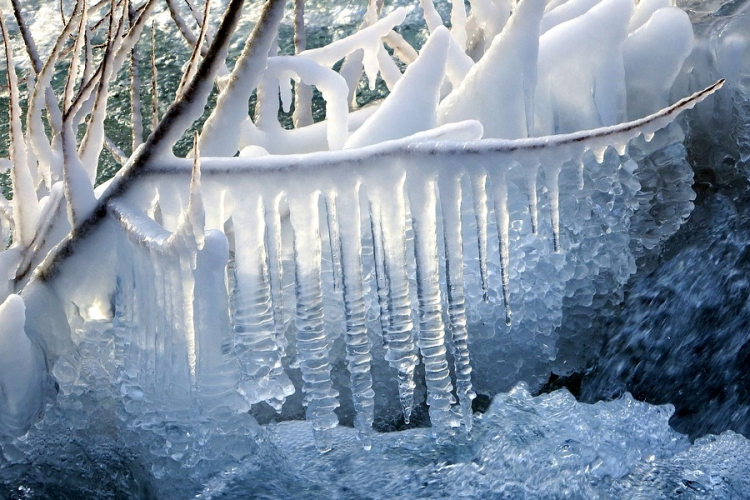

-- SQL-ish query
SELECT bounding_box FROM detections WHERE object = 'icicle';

[137,244,157,392]
[525,163,539,234]
[471,173,490,302]
[288,191,339,452]
[325,192,344,293]
[593,144,608,164]
[369,202,391,346]
[151,247,168,395]
[232,194,294,409]
[299,8,406,68]
[0,294,46,438]
[376,44,403,90]
[544,163,563,252]
[336,182,375,449]
[644,131,655,142]
[489,164,512,325]
[577,156,585,190]
[615,142,628,156]
[411,178,459,432]
[194,230,243,410]
[368,175,418,424]
[265,196,286,347]
[439,172,475,434]
[164,254,193,402]
[279,77,293,113]
[293,0,313,128]
[408,173,456,436]
[178,247,198,388]
[113,230,136,329]
[180,132,206,250]
[419,0,444,32]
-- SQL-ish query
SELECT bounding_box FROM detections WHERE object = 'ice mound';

[196,386,750,500]
[5,351,750,500]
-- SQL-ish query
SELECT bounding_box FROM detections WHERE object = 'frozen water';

[4,363,750,499]
[0,0,747,497]
[584,190,750,439]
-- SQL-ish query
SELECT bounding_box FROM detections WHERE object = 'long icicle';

[370,173,418,424]
[489,163,512,325]
[439,171,475,434]
[369,200,391,347]
[408,172,456,436]
[471,172,490,301]
[293,0,313,127]
[289,191,339,452]
[337,182,375,449]
[265,195,286,351]
[231,194,294,410]
[544,162,563,252]
[325,192,344,293]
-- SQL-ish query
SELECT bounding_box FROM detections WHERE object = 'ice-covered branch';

[0,13,39,247]
[198,0,286,157]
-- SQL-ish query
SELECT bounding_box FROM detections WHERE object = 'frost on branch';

[0,0,728,450]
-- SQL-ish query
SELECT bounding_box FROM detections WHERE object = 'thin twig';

[129,1,144,151]
[105,135,129,165]
[64,4,88,113]
[176,0,212,98]
[10,0,43,72]
[151,21,159,132]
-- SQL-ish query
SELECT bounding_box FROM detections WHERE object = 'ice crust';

[4,361,750,499]
[0,0,747,495]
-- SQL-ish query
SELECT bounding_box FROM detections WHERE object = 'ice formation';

[0,0,746,492]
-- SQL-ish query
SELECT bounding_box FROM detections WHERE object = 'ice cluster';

[0,0,726,441]
[0,0,747,494]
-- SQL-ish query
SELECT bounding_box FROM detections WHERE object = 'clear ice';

[0,0,748,497]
